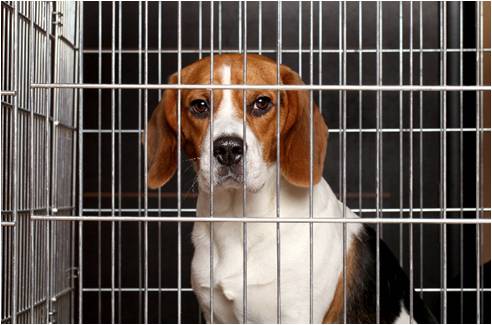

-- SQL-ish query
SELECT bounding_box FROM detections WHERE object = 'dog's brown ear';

[279,65,328,187]
[146,73,178,189]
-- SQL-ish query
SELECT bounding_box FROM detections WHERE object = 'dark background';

[80,1,489,323]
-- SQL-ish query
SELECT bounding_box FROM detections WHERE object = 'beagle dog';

[146,54,436,324]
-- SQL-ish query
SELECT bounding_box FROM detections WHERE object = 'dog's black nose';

[213,136,244,166]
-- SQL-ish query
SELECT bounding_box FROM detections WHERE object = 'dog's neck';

[196,166,332,219]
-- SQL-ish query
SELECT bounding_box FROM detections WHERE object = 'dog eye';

[190,99,210,118]
[251,96,272,116]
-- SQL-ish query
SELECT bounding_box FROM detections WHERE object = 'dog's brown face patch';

[146,54,328,189]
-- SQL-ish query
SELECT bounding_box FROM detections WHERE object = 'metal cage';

[1,1,78,323]
[1,1,491,324]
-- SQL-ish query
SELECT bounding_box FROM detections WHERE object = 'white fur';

[394,303,416,324]
[198,64,268,193]
[192,170,362,323]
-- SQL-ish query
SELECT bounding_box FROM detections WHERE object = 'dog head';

[146,54,328,192]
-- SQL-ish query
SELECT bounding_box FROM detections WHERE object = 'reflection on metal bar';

[156,1,163,323]
[398,0,404,271]
[258,1,262,55]
[459,2,464,321]
[0,91,16,96]
[11,2,19,323]
[29,3,35,322]
[208,1,214,323]
[30,215,492,224]
[415,288,492,293]
[418,0,425,305]
[357,0,363,225]
[81,48,492,54]
[143,1,150,323]
[177,1,183,323]
[440,2,448,322]
[309,1,314,322]
[137,2,143,322]
[475,2,483,323]
[80,287,492,293]
[276,1,282,323]
[80,128,492,134]
[118,1,123,321]
[45,3,53,322]
[111,2,116,323]
[97,2,102,322]
[80,207,491,214]
[478,1,485,320]
[71,3,80,322]
[318,1,323,112]
[409,1,415,321]
[30,83,492,91]
[341,2,348,322]
[242,1,248,323]
[298,0,302,77]
[376,1,382,322]
[78,0,85,322]
[83,288,195,292]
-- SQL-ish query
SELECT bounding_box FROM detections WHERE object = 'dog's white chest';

[192,222,354,323]
[191,222,279,323]
[190,178,361,323]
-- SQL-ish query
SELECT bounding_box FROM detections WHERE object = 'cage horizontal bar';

[82,288,194,292]
[0,91,17,96]
[1,206,74,214]
[82,48,492,54]
[82,128,492,134]
[82,208,196,213]
[31,215,492,224]
[31,83,491,91]
[414,288,491,293]
[81,207,491,214]
[81,287,490,293]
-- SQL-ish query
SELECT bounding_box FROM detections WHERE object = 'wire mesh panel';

[71,1,490,323]
[1,1,80,323]
[1,0,491,324]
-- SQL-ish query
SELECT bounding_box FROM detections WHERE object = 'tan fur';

[147,74,178,189]
[278,65,328,187]
[322,239,358,323]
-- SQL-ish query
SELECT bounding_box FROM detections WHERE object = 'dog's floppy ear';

[146,73,178,189]
[280,65,328,187]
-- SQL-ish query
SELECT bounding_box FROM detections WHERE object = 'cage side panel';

[1,1,79,323]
